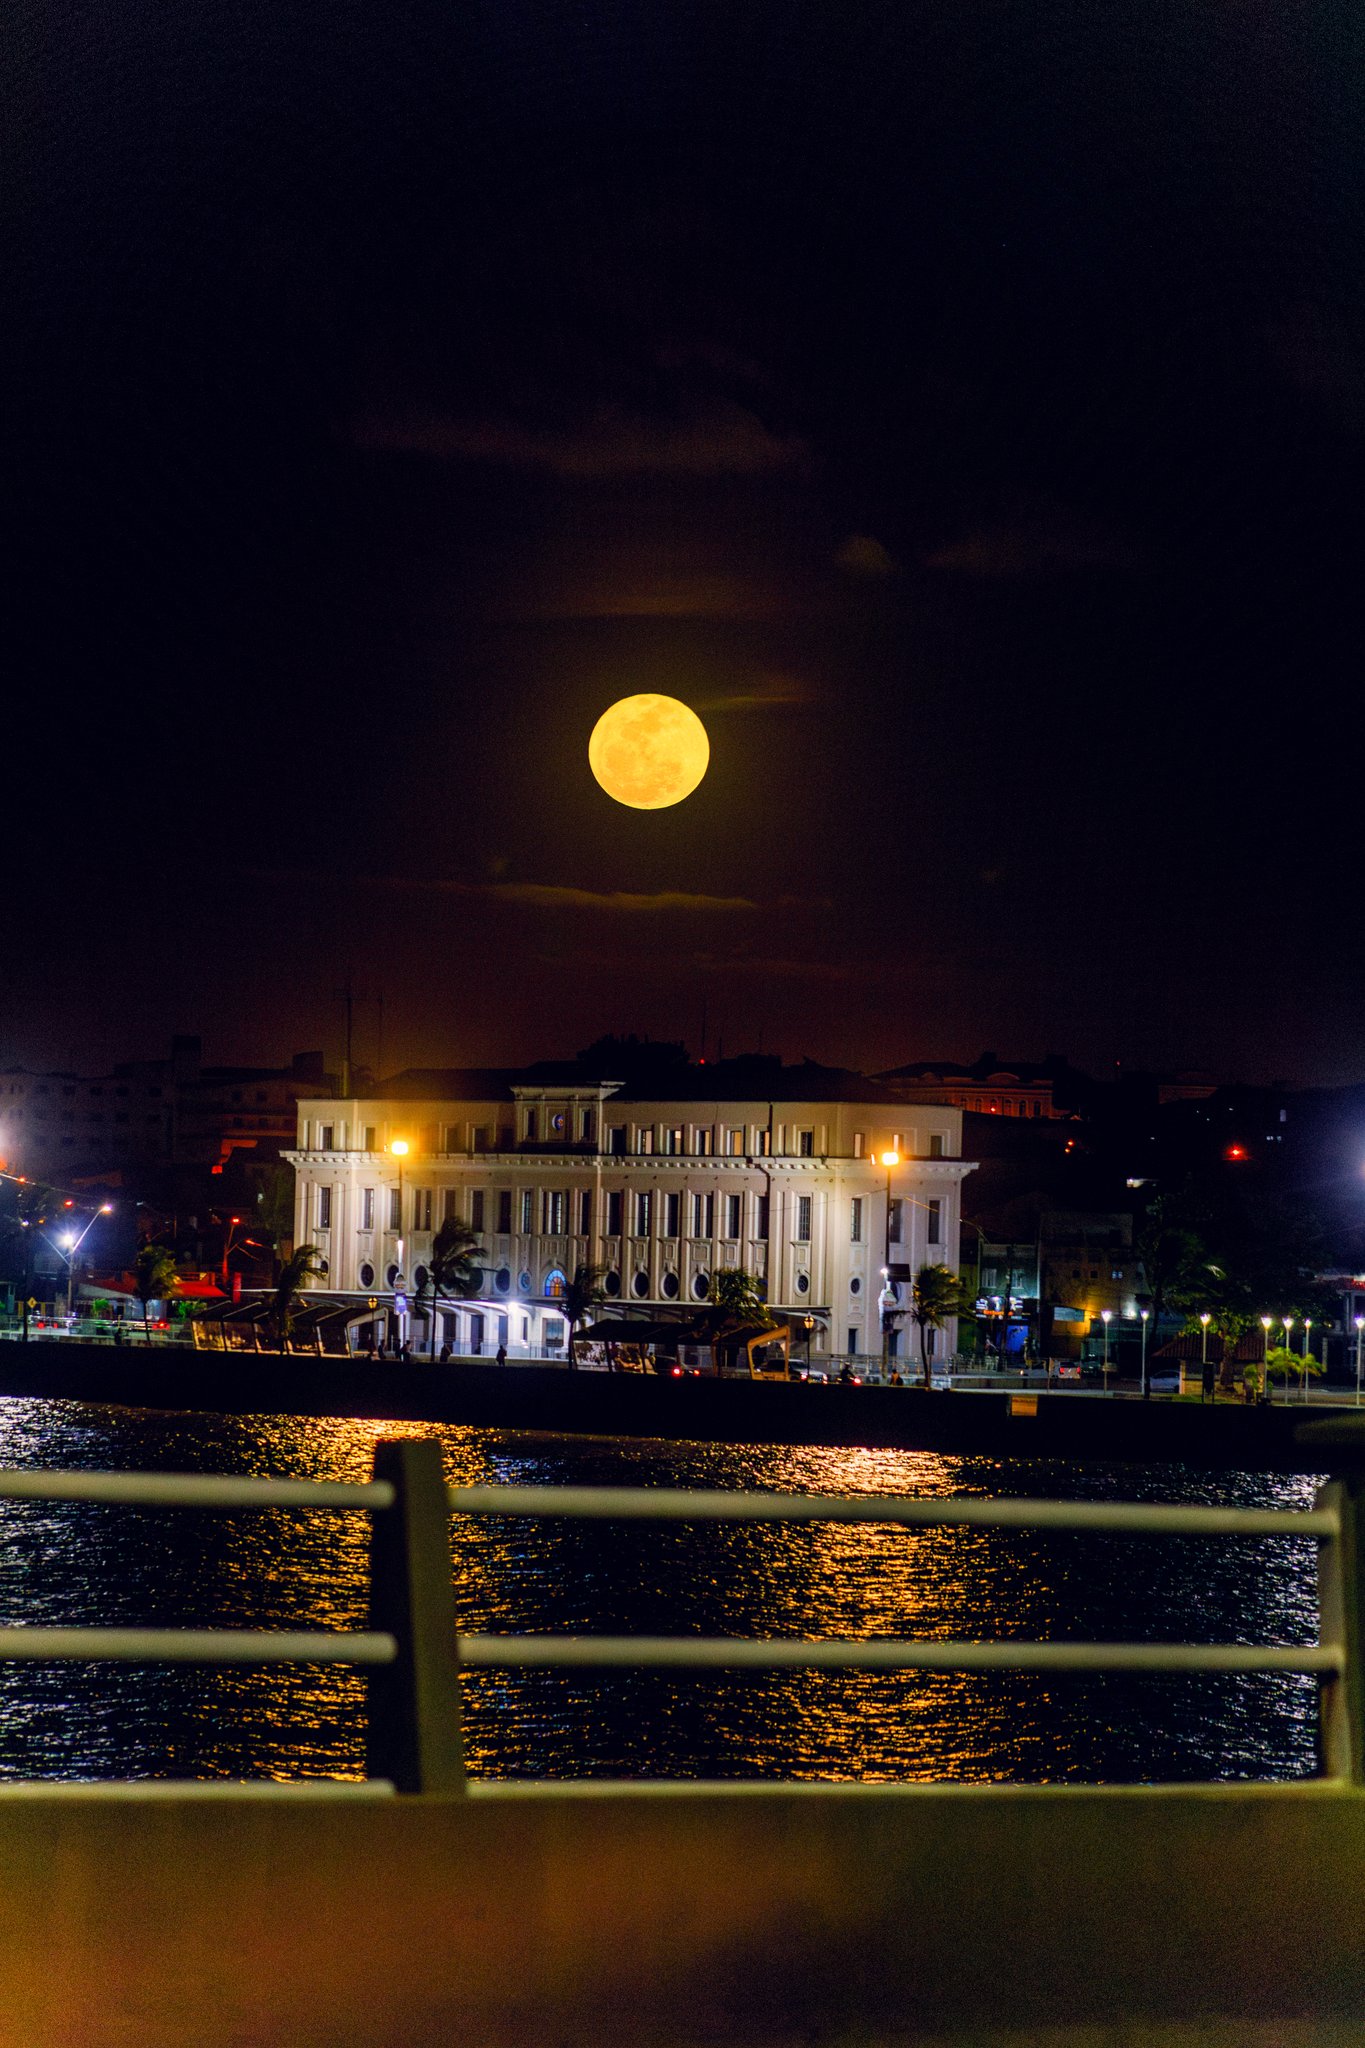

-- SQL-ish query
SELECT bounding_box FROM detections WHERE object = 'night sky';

[7,1,1361,1084]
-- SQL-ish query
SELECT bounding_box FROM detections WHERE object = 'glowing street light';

[1303,1317,1313,1404]
[1354,1315,1364,1408]
[1101,1307,1112,1390]
[1140,1308,1150,1400]
[54,1203,113,1321]
[1199,1312,1211,1402]
[388,1140,410,1348]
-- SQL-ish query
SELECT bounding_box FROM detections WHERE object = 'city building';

[880,1054,1065,1119]
[284,1060,973,1361]
[0,1036,334,1178]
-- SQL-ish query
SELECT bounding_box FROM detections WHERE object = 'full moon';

[588,693,710,809]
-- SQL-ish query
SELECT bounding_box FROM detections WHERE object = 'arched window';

[543,1267,567,1299]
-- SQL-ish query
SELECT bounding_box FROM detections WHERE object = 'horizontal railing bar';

[448,1486,1336,1539]
[459,1634,1342,1675]
[0,1472,396,1511]
[0,1629,398,1664]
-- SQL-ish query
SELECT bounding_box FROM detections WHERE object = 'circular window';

[849,1275,862,1295]
[551,1111,566,1134]
[603,1269,621,1298]
[631,1270,650,1299]
[494,1267,510,1294]
[795,1272,810,1295]
[518,1270,532,1295]
[660,1270,679,1300]
[386,1263,400,1288]
[414,1265,429,1292]
[359,1262,375,1289]
[692,1271,710,1300]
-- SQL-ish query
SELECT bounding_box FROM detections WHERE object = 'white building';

[283,1062,974,1362]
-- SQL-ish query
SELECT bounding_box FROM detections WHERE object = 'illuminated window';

[543,1190,566,1235]
[796,1195,812,1243]
[853,1131,865,1157]
[663,1126,683,1156]
[361,1188,375,1231]
[798,1129,815,1157]
[757,1128,772,1158]
[850,1197,863,1244]
[696,1127,714,1156]
[726,1127,744,1156]
[319,1125,334,1151]
[519,1189,534,1233]
[635,1190,653,1236]
[637,1127,655,1155]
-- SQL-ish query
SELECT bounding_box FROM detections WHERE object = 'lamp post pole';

[1260,1316,1272,1405]
[880,1149,900,1377]
[56,1205,112,1322]
[1140,1308,1150,1399]
[1355,1315,1364,1408]
[1199,1312,1211,1402]
[1280,1317,1294,1405]
[1303,1318,1313,1403]
[1101,1309,1112,1392]
[390,1139,409,1352]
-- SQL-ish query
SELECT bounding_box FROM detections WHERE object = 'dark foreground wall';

[0,1339,1354,1471]
[0,1779,1362,2046]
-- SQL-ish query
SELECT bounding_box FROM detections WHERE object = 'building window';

[850,1197,863,1244]
[756,1195,770,1238]
[388,1188,401,1231]
[319,1124,334,1151]
[494,1267,511,1293]
[663,1126,683,1156]
[518,1271,532,1295]
[797,1129,815,1157]
[889,1198,903,1243]
[603,1269,621,1297]
[361,1188,375,1231]
[848,1328,859,1355]
[927,1199,942,1245]
[579,1189,592,1235]
[635,1190,653,1237]
[661,1270,679,1299]
[724,1194,742,1241]
[317,1187,332,1229]
[796,1195,812,1243]
[795,1271,810,1294]
[470,1190,485,1232]
[692,1271,710,1300]
[544,1190,566,1235]
[359,1262,374,1289]
[757,1128,772,1158]
[544,1268,567,1299]
[608,1126,627,1156]
[416,1189,433,1232]
[637,1127,655,1155]
[519,1189,534,1234]
[606,1190,623,1236]
[497,1190,512,1234]
[472,1126,493,1154]
[696,1127,714,1156]
[929,1133,944,1158]
[524,1108,539,1142]
[691,1192,714,1239]
[663,1191,681,1239]
[726,1127,744,1157]
[581,1108,595,1143]
[850,1275,862,1295]
[442,1126,460,1152]
[853,1131,865,1158]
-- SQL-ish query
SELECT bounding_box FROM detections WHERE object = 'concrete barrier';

[0,1779,1361,2045]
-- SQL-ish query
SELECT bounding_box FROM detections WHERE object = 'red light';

[1226,1145,1247,1161]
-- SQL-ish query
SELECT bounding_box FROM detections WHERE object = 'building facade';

[284,1065,973,1362]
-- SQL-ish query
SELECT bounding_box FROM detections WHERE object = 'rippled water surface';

[0,1399,1325,1785]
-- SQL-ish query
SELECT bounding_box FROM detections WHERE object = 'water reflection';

[0,1400,1325,1785]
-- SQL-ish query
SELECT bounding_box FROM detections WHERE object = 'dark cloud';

[834,534,897,578]
[350,399,808,480]
[924,496,1141,577]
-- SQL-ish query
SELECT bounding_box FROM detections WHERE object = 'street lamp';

[1140,1308,1150,1399]
[1260,1315,1272,1404]
[1280,1316,1295,1405]
[1101,1308,1112,1391]
[880,1149,900,1376]
[1303,1317,1313,1404]
[56,1204,113,1321]
[389,1139,410,1349]
[1355,1315,1364,1408]
[1199,1312,1211,1402]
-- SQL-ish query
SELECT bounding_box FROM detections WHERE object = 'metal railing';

[0,1442,1360,1794]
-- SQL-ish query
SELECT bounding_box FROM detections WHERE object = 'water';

[0,1398,1326,1785]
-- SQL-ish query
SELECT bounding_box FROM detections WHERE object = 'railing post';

[366,1439,466,1794]
[1316,1476,1364,1781]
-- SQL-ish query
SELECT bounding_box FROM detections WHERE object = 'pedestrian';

[889,1369,904,1388]
[439,1342,451,1365]
[399,1338,411,1364]
[495,1341,508,1367]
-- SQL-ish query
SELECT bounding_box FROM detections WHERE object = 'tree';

[562,1262,607,1370]
[908,1263,974,1389]
[1262,1344,1326,1405]
[132,1243,178,1347]
[1136,1195,1211,1330]
[417,1218,486,1358]
[271,1242,326,1354]
[4,1179,66,1341]
[700,1268,777,1337]
[254,1165,296,1274]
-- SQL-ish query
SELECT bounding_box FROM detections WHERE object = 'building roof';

[375,1057,918,1107]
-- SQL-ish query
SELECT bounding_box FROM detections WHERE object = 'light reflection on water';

[0,1400,1325,1785]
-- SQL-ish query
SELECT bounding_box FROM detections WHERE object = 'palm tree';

[908,1262,973,1389]
[418,1218,486,1358]
[271,1243,326,1354]
[703,1268,776,1334]
[132,1243,179,1347]
[562,1262,607,1370]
